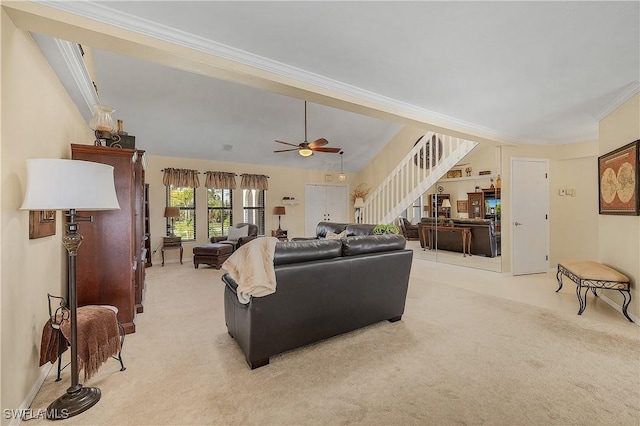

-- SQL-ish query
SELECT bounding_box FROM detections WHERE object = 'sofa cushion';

[274,239,343,265]
[345,224,377,236]
[342,234,406,256]
[315,222,349,238]
[227,225,249,243]
[326,230,347,240]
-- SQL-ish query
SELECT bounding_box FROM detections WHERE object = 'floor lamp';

[20,159,120,420]
[354,197,365,223]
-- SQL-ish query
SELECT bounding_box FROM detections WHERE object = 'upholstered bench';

[193,243,234,269]
[556,260,632,322]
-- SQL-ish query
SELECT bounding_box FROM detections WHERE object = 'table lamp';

[273,206,286,231]
[441,198,452,218]
[20,158,120,419]
[164,207,180,236]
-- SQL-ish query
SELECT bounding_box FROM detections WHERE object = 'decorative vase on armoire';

[71,144,146,333]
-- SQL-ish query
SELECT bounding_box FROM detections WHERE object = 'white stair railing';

[359,131,478,225]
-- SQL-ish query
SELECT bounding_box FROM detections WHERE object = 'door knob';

[514,221,522,226]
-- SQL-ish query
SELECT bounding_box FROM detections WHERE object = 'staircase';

[359,132,478,225]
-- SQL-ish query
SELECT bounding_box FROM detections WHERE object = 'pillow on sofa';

[227,225,249,242]
[326,230,346,240]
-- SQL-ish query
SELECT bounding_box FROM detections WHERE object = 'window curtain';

[204,171,237,189]
[162,168,200,188]
[240,174,269,190]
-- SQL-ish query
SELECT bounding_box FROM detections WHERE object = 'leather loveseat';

[210,222,258,250]
[221,234,413,369]
[418,217,501,257]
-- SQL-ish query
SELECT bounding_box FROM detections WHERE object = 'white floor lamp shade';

[20,159,120,211]
[20,158,119,420]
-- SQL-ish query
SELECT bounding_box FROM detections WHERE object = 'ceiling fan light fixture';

[299,148,313,157]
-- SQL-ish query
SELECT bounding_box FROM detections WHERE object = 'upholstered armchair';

[399,218,420,241]
[211,222,258,250]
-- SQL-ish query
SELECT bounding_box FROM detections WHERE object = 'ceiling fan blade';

[308,138,328,148]
[312,147,342,153]
[275,140,300,147]
[273,148,300,153]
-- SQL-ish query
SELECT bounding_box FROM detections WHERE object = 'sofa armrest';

[222,274,251,308]
[211,236,227,243]
[222,273,238,294]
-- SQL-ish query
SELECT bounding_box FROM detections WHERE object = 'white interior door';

[325,185,348,223]
[511,158,549,275]
[305,185,326,237]
[305,184,349,237]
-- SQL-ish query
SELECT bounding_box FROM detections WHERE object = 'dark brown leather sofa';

[221,234,413,369]
[291,221,377,240]
[418,217,500,257]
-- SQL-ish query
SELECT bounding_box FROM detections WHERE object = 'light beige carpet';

[29,260,639,425]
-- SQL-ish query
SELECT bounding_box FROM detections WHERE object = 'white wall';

[1,10,94,422]
[598,93,640,318]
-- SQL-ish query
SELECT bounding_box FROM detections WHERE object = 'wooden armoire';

[71,144,147,334]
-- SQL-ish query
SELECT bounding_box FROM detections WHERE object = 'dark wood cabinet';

[144,184,152,268]
[71,144,146,334]
[429,193,451,218]
[467,188,501,229]
[468,192,484,219]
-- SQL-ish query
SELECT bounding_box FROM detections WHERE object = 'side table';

[161,236,183,266]
[271,230,288,242]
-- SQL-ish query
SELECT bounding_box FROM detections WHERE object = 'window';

[208,188,233,238]
[166,185,196,240]
[242,189,265,235]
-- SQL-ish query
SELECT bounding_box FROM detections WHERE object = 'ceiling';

[23,1,640,173]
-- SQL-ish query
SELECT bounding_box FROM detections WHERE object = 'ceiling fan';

[274,101,342,157]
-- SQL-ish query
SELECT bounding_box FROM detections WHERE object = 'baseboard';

[599,293,639,326]
[8,364,52,426]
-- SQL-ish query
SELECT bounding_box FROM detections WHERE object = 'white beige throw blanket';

[222,237,279,303]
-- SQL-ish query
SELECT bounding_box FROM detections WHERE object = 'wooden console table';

[421,225,472,257]
[161,236,183,266]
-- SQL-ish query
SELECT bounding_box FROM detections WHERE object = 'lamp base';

[47,386,101,420]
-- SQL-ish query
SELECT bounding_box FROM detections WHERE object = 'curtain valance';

[240,174,269,190]
[204,171,237,189]
[162,168,200,188]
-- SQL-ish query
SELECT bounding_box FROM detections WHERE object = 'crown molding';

[35,1,512,143]
[595,80,640,121]
[54,38,99,114]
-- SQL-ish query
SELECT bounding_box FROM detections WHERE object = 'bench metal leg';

[556,266,563,292]
[620,290,633,322]
[576,285,589,316]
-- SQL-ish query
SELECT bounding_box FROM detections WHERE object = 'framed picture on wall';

[29,210,56,239]
[446,169,463,179]
[457,200,468,213]
[598,139,640,215]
